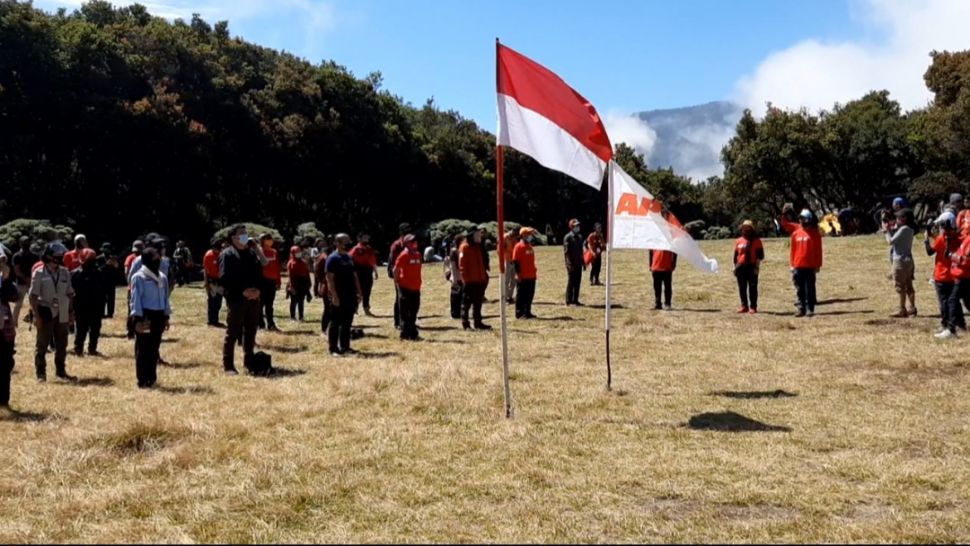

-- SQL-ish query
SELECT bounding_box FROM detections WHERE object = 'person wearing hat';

[172,240,194,287]
[350,232,379,317]
[286,244,312,322]
[886,208,917,318]
[586,223,606,286]
[96,243,120,319]
[445,233,466,320]
[779,207,823,317]
[394,234,423,341]
[387,223,413,329]
[63,234,89,272]
[258,234,281,331]
[29,242,76,382]
[10,236,39,324]
[0,246,19,409]
[502,229,520,305]
[203,238,226,327]
[70,248,108,357]
[512,227,539,319]
[925,212,964,339]
[733,220,765,314]
[325,233,362,356]
[220,225,269,375]
[129,248,172,388]
[459,228,491,330]
[563,219,585,306]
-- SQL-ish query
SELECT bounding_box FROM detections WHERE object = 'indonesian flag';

[610,161,718,274]
[497,44,612,189]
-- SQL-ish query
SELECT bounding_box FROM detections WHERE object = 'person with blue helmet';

[925,211,964,339]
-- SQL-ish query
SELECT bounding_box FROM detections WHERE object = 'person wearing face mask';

[325,233,363,356]
[129,248,172,388]
[203,238,226,327]
[258,234,281,331]
[350,232,379,317]
[29,242,76,382]
[11,237,39,324]
[219,225,269,375]
[286,245,312,322]
[70,248,108,357]
[63,234,89,272]
[459,229,491,330]
[387,223,412,329]
[0,247,18,409]
[512,227,539,319]
[733,220,765,314]
[563,219,585,306]
[394,235,423,341]
[445,233,466,320]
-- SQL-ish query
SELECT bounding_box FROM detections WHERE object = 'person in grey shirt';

[29,242,76,382]
[887,208,917,318]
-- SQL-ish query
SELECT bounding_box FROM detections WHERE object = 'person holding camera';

[219,225,268,375]
[129,248,171,388]
[886,208,917,318]
[925,212,964,339]
[29,242,76,382]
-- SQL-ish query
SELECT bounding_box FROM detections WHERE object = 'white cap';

[799,209,813,219]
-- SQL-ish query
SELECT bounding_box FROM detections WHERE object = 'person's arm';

[326,272,339,306]
[926,235,938,256]
[778,218,800,234]
[755,241,765,262]
[648,250,655,268]
[732,245,739,265]
[130,276,144,319]
[672,254,678,271]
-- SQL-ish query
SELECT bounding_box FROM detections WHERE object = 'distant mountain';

[635,101,743,181]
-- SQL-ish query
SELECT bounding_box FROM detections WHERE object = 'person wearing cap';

[172,240,194,287]
[945,193,963,215]
[459,228,491,330]
[255,234,281,331]
[733,220,765,314]
[203,238,226,327]
[649,248,677,311]
[29,242,76,382]
[886,208,917,318]
[326,233,362,356]
[563,219,585,306]
[96,243,120,319]
[779,207,823,317]
[502,230,520,305]
[286,245,312,322]
[387,223,413,329]
[129,248,172,388]
[586,223,606,286]
[445,233,466,320]
[0,246,19,409]
[220,225,269,375]
[512,227,539,319]
[925,212,964,339]
[394,235,423,341]
[70,248,108,357]
[350,233,379,317]
[63,234,89,272]
[10,237,39,324]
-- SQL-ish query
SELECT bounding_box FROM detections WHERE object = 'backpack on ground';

[245,351,273,377]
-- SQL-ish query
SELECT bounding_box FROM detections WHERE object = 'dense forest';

[2,1,970,251]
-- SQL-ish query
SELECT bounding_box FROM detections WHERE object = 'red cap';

[568,219,581,229]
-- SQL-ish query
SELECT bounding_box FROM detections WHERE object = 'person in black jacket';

[219,225,268,375]
[1,248,18,409]
[563,219,585,306]
[97,243,120,319]
[71,249,108,356]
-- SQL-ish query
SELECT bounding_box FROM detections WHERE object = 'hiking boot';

[890,310,907,318]
[474,323,493,330]
[908,308,918,317]
[737,306,749,314]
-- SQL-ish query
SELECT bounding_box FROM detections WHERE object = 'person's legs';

[329,305,351,353]
[105,286,116,319]
[806,269,817,313]
[519,280,536,317]
[471,283,485,326]
[223,303,243,371]
[794,269,807,315]
[289,295,298,320]
[515,281,525,318]
[207,291,222,325]
[242,300,259,361]
[412,291,421,339]
[450,283,463,319]
[265,284,277,328]
[591,255,602,284]
[400,289,416,339]
[13,285,28,324]
[35,320,53,379]
[53,322,69,377]
[74,316,90,354]
[663,272,673,307]
[462,284,473,327]
[938,281,953,331]
[393,285,401,328]
[737,270,749,309]
[0,340,13,407]
[89,316,102,353]
[357,269,374,313]
[134,315,151,387]
[504,268,516,302]
[749,274,759,311]
[297,294,305,321]
[652,272,663,309]
[321,296,332,334]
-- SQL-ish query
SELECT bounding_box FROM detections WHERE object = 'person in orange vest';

[926,212,963,339]
[733,220,765,314]
[350,232,379,317]
[957,195,970,239]
[394,235,423,341]
[258,234,281,331]
[63,234,89,272]
[202,239,225,327]
[502,230,520,304]
[512,227,538,319]
[286,245,312,322]
[459,229,491,330]
[649,249,677,310]
[586,223,606,286]
[779,207,823,317]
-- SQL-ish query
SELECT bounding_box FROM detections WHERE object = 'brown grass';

[0,235,968,543]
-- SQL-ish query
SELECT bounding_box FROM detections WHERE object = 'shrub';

[212,223,283,246]
[294,222,326,246]
[430,219,477,243]
[684,220,706,238]
[0,219,74,248]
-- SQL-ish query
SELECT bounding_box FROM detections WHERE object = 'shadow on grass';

[361,333,390,340]
[280,330,319,337]
[265,367,308,378]
[0,409,64,423]
[531,316,576,321]
[422,339,467,345]
[159,361,206,369]
[710,390,798,400]
[420,326,459,332]
[687,411,791,432]
[673,308,721,314]
[52,376,115,388]
[817,297,868,306]
[347,351,400,360]
[100,332,130,339]
[590,304,627,310]
[417,314,442,320]
[260,345,309,354]
[155,385,216,396]
[160,338,181,344]
[816,310,874,316]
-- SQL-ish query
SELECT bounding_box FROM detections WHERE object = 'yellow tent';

[819,213,842,236]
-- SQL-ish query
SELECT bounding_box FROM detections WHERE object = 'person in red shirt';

[350,232,379,317]
[733,220,765,314]
[586,223,606,286]
[502,230,520,304]
[459,229,490,330]
[925,212,963,338]
[649,249,677,310]
[313,249,332,336]
[124,240,146,335]
[779,207,823,317]
[258,234,281,331]
[512,227,539,319]
[394,235,423,341]
[286,245,312,322]
[387,223,412,329]
[63,234,89,272]
[957,196,970,239]
[202,239,225,327]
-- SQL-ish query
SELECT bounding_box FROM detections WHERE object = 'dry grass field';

[0,234,968,543]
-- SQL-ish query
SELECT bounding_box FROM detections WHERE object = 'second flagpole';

[496,38,513,419]
[605,161,614,391]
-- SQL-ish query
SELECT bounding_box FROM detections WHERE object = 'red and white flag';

[497,44,612,189]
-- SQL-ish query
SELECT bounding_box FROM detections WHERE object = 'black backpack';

[245,351,273,377]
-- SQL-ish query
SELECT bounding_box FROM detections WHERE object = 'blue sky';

[32,0,970,177]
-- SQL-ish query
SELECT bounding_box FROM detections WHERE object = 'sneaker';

[88,350,103,357]
[364,309,375,317]
[462,322,471,331]
[224,368,239,376]
[796,310,807,318]
[653,305,662,311]
[908,308,918,317]
[56,373,78,382]
[737,307,749,314]
[663,305,673,311]
[330,351,344,358]
[935,329,957,340]
[890,310,907,318]
[749,308,758,315]
[36,376,47,383]
[73,348,84,357]
[807,310,815,317]
[524,314,538,319]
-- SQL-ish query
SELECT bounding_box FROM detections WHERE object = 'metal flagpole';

[605,161,615,391]
[496,38,513,418]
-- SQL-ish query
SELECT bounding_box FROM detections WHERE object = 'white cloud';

[603,111,658,159]
[735,0,970,115]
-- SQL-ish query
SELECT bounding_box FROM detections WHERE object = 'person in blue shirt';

[130,248,171,389]
[325,233,362,356]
